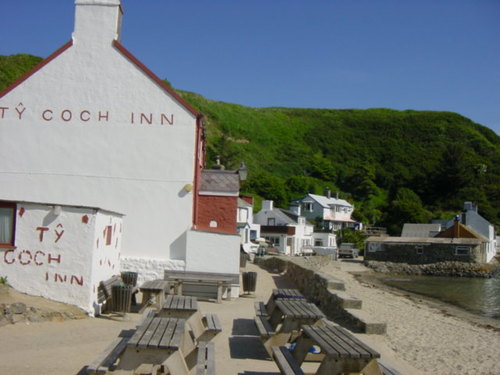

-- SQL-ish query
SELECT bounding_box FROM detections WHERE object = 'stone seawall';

[255,256,386,334]
[365,260,500,278]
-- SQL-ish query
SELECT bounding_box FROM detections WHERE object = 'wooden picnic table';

[257,298,326,358]
[115,316,195,375]
[139,279,170,311]
[159,295,209,342]
[269,299,325,333]
[292,324,382,375]
[266,288,306,315]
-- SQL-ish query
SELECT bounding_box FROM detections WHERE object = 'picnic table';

[291,323,382,375]
[159,295,221,343]
[115,316,195,375]
[266,288,306,315]
[139,279,170,311]
[256,298,325,358]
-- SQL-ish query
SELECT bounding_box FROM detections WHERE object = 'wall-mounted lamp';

[238,162,248,181]
[183,183,193,192]
[53,205,62,216]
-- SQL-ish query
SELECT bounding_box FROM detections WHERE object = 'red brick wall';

[195,195,237,234]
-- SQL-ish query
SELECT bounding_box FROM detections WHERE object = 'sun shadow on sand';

[232,318,259,335]
[229,336,269,360]
[271,275,297,289]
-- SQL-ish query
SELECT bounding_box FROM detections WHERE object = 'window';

[304,203,313,212]
[415,246,424,255]
[267,218,275,226]
[0,202,16,247]
[455,246,469,256]
[315,239,323,246]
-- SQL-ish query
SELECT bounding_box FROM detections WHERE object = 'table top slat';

[128,315,154,347]
[149,317,169,348]
[328,325,380,358]
[158,318,178,349]
[275,300,325,319]
[303,325,351,358]
[137,317,161,348]
[302,325,380,359]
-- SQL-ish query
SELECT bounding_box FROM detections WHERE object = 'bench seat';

[272,346,305,375]
[254,301,269,317]
[196,341,215,375]
[254,315,275,338]
[86,330,133,374]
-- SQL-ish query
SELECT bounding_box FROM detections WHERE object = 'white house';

[0,0,240,314]
[254,200,314,256]
[452,202,497,263]
[291,193,360,231]
[237,197,260,254]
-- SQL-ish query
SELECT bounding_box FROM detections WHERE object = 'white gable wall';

[0,17,197,262]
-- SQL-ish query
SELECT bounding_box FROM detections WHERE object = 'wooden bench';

[98,274,139,314]
[195,341,215,375]
[254,301,269,317]
[272,346,305,375]
[164,270,238,303]
[379,361,403,375]
[86,330,134,375]
[254,315,275,338]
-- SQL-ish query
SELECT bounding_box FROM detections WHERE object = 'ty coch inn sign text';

[0,102,175,125]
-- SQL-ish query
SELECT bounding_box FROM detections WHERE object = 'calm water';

[378,275,500,320]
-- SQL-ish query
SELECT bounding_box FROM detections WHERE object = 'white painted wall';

[0,0,197,264]
[0,202,122,315]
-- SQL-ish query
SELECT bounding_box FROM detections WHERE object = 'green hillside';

[2,53,499,234]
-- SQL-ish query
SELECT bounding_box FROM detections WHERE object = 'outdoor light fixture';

[53,205,62,216]
[238,162,248,181]
[183,183,193,192]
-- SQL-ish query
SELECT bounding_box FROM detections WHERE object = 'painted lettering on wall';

[0,103,175,126]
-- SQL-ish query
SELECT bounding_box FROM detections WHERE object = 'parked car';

[338,243,359,258]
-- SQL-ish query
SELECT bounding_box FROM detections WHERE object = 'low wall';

[256,256,386,334]
[365,260,500,278]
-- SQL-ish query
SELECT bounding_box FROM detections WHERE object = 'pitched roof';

[199,170,239,196]
[401,223,442,238]
[304,193,353,208]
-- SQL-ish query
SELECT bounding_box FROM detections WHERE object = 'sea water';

[379,275,500,320]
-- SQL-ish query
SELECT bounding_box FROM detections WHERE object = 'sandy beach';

[0,258,499,375]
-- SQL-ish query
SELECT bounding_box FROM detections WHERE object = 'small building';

[254,200,313,256]
[1,201,123,314]
[291,192,360,231]
[365,221,487,264]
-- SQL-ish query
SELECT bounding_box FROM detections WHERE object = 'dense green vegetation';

[2,53,499,234]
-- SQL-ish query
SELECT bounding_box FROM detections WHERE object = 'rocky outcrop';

[364,260,500,278]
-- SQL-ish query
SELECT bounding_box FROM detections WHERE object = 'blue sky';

[1,0,499,134]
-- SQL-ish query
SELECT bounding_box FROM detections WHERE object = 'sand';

[0,259,499,375]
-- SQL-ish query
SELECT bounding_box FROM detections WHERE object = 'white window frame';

[454,246,469,256]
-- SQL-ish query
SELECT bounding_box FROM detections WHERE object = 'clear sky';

[1,0,499,134]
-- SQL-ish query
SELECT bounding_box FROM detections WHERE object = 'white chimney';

[262,200,274,211]
[73,0,123,46]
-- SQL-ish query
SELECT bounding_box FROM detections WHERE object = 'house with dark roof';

[0,0,241,314]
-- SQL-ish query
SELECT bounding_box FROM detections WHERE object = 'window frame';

[0,201,17,248]
[454,246,470,256]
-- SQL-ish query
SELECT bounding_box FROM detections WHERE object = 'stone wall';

[255,256,386,334]
[365,260,500,278]
[364,243,481,264]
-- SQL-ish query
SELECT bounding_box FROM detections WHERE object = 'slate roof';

[199,170,239,195]
[303,193,353,208]
[401,223,442,238]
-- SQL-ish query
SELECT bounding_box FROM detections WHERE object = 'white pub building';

[0,0,241,315]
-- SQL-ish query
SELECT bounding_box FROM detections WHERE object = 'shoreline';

[353,270,500,332]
